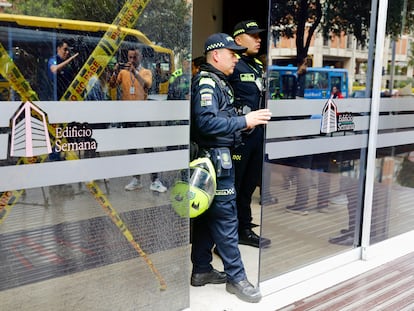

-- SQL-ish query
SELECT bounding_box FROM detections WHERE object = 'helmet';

[171,157,216,218]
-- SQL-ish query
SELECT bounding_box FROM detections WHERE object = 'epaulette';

[199,76,216,88]
[169,68,183,83]
[198,71,228,90]
[254,57,263,66]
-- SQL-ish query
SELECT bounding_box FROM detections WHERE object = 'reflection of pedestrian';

[191,56,205,77]
[86,62,112,101]
[152,62,162,94]
[271,27,278,47]
[167,54,191,100]
[190,32,271,303]
[110,48,167,193]
[109,48,152,100]
[228,20,271,248]
[271,87,284,99]
[47,39,79,100]
[331,85,344,99]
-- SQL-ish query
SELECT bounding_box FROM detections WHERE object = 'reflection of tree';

[8,0,192,55]
[7,0,65,17]
[270,0,414,72]
[136,0,192,55]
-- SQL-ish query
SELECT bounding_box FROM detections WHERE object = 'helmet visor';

[189,167,216,200]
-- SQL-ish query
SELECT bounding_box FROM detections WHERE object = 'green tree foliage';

[136,0,192,55]
[270,0,414,67]
[408,41,414,67]
[7,0,65,17]
[61,0,118,23]
[7,0,191,55]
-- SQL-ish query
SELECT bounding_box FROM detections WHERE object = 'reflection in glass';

[0,15,175,101]
[0,1,192,310]
[262,0,378,282]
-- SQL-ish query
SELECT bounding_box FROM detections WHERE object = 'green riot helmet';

[171,157,217,218]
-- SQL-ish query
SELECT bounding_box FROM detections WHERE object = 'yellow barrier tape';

[86,181,167,290]
[0,190,25,226]
[0,44,38,102]
[62,0,151,101]
[0,0,167,290]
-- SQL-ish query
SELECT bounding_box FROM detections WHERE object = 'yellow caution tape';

[0,0,167,290]
[86,181,167,290]
[0,44,38,101]
[61,0,151,101]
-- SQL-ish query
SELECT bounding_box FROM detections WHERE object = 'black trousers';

[233,127,264,231]
[191,164,246,282]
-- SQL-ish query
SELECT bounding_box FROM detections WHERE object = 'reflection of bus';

[0,13,174,100]
[268,65,349,99]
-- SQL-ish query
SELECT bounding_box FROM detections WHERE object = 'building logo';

[320,99,355,134]
[9,101,97,158]
[321,99,338,134]
[10,101,52,157]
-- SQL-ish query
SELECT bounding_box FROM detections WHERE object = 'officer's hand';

[245,109,272,129]
[69,52,79,62]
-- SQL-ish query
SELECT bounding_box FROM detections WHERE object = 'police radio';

[234,98,251,116]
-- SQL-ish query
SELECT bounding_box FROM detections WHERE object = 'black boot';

[226,279,262,303]
[238,228,271,248]
[191,269,226,286]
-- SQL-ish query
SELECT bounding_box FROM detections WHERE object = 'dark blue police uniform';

[191,63,248,282]
[47,54,76,100]
[167,68,191,100]
[228,55,265,232]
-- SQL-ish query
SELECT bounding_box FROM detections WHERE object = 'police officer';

[190,33,272,303]
[228,20,272,248]
[167,54,192,100]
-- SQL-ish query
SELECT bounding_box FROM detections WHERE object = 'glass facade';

[260,0,414,285]
[1,0,414,309]
[0,1,192,310]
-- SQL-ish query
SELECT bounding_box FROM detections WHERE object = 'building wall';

[192,0,223,58]
[271,30,411,92]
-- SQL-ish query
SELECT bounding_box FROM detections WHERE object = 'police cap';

[204,33,247,53]
[233,20,265,37]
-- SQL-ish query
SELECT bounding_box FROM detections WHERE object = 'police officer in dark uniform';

[190,33,272,303]
[47,39,79,100]
[167,54,192,100]
[228,20,272,248]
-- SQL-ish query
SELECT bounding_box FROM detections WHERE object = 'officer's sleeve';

[192,77,246,136]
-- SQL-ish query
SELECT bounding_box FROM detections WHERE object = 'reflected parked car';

[350,90,367,98]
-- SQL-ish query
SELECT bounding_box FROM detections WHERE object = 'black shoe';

[226,279,262,303]
[191,269,226,287]
[260,195,278,205]
[285,205,308,215]
[239,229,271,248]
[317,206,329,213]
[329,232,354,246]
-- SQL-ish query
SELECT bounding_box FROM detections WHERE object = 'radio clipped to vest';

[208,147,232,178]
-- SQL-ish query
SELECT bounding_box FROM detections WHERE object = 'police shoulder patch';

[200,93,213,106]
